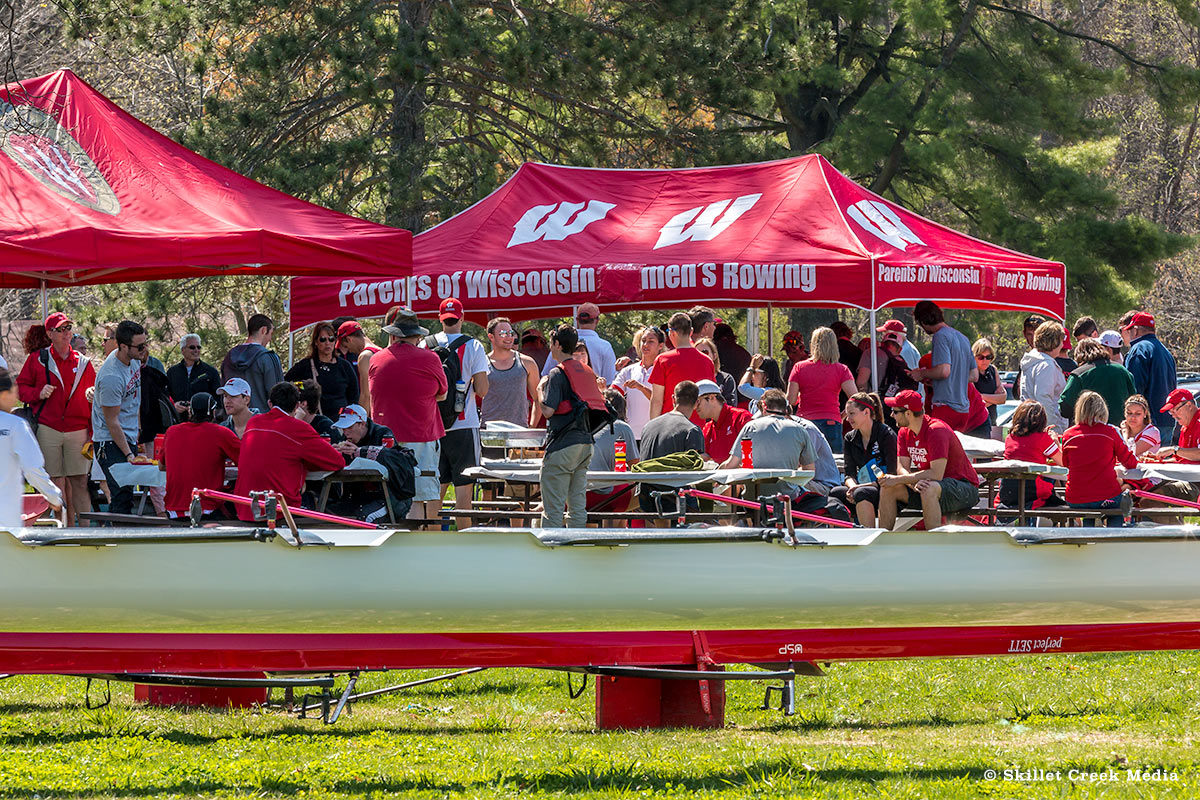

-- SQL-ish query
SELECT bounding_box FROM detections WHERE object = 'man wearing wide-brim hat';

[368,306,447,523]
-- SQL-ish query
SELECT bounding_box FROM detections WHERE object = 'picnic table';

[973,459,1068,525]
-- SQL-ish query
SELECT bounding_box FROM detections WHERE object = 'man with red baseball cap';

[422,298,489,529]
[335,319,381,417]
[1122,311,1178,443]
[1158,389,1200,463]
[877,389,980,530]
[876,318,920,372]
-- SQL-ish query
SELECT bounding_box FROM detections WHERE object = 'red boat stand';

[134,674,268,709]
[595,665,726,729]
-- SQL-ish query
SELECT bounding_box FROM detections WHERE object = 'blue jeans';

[1068,491,1127,528]
[814,418,844,453]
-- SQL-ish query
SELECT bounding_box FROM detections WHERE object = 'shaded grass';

[1,653,1199,797]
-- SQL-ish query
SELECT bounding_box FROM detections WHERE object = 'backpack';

[14,349,51,435]
[425,334,471,429]
[553,359,618,437]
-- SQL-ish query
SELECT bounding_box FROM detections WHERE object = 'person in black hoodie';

[831,392,898,526]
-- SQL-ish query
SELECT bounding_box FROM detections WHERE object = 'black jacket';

[166,359,222,404]
[843,422,898,484]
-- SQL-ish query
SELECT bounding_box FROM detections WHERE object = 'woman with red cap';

[16,311,96,525]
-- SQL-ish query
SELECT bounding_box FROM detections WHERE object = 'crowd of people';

[1,297,1196,531]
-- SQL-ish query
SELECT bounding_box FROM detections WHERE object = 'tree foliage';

[1,0,1198,364]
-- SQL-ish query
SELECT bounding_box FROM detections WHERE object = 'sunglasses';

[52,324,73,333]
[978,354,994,361]
[184,344,201,350]
[318,336,337,343]
[495,329,516,336]
[128,342,148,352]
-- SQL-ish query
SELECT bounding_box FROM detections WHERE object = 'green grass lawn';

[2,652,1200,798]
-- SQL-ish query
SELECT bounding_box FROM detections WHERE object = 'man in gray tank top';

[481,317,541,428]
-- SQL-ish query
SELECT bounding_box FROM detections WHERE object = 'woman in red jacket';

[1061,390,1138,527]
[16,312,97,525]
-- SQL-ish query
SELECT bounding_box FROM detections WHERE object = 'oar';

[678,487,855,528]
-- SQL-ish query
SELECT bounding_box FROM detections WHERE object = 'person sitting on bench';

[878,390,981,530]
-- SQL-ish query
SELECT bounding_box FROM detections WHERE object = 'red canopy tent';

[0,69,411,290]
[289,155,1063,330]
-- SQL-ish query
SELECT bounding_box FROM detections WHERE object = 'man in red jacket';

[696,379,751,462]
[233,381,344,521]
[17,311,96,524]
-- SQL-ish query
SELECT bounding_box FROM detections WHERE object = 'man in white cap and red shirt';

[694,378,752,463]
[423,298,489,530]
[541,302,617,384]
[877,389,980,530]
[1123,311,1178,444]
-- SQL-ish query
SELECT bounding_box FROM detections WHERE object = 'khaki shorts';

[36,426,90,478]
[402,439,442,502]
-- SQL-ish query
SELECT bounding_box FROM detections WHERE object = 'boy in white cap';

[217,377,258,438]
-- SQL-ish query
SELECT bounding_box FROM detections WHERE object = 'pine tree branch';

[981,2,1167,72]
[837,17,907,121]
[872,0,980,194]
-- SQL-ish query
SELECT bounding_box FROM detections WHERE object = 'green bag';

[631,449,705,473]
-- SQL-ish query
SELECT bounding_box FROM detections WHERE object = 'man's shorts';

[439,427,481,487]
[402,439,442,501]
[900,478,979,515]
[36,426,90,478]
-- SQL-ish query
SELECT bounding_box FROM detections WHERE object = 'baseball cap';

[876,319,906,335]
[189,392,215,421]
[217,377,251,398]
[1098,330,1123,349]
[1121,312,1155,331]
[884,390,923,414]
[694,379,723,397]
[521,328,545,343]
[881,330,904,346]
[332,403,369,429]
[439,298,464,322]
[336,320,364,341]
[44,311,72,330]
[576,302,601,323]
[1023,314,1046,329]
[782,330,804,346]
[1160,388,1195,414]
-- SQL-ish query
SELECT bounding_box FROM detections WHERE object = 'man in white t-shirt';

[424,298,490,529]
[541,302,617,383]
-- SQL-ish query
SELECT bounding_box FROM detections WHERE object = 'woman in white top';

[1120,394,1160,457]
[0,369,63,529]
[612,326,664,439]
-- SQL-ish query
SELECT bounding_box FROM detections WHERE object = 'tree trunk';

[387,2,431,232]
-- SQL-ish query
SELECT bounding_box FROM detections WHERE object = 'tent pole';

[288,330,294,370]
[870,308,879,395]
[39,280,48,320]
[746,308,761,355]
[766,305,774,355]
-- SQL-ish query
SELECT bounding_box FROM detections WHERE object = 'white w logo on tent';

[846,200,925,252]
[653,193,762,250]
[507,200,616,247]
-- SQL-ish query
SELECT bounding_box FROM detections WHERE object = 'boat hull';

[2,525,1200,673]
